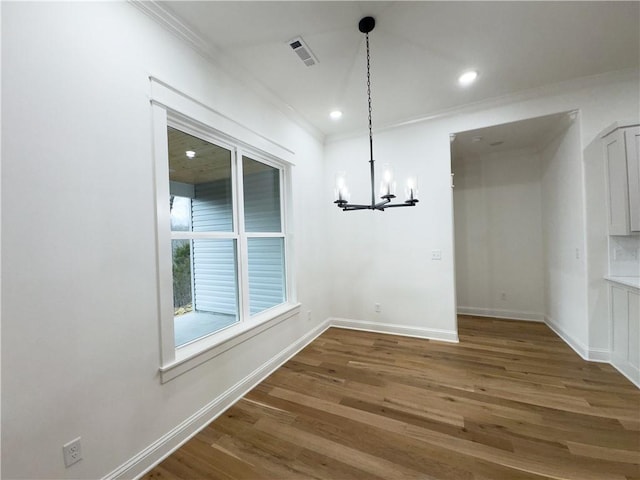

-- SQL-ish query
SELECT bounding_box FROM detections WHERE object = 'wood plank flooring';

[143,316,640,479]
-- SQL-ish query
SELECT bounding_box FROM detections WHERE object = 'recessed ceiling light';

[185,150,196,159]
[330,110,343,120]
[458,70,478,86]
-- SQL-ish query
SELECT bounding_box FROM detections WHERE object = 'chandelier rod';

[366,31,375,208]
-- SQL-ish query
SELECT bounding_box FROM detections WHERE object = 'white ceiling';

[451,111,574,159]
[159,1,639,138]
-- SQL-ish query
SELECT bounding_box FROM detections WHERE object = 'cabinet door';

[629,290,640,370]
[611,285,629,364]
[625,127,640,232]
[604,129,630,235]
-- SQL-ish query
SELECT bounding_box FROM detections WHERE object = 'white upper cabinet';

[603,122,640,235]
[626,127,640,232]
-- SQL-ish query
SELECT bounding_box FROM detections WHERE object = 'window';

[150,79,297,381]
[165,126,290,348]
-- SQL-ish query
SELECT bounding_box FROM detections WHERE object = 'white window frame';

[150,78,298,382]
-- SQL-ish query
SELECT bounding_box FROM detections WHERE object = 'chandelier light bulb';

[405,176,419,202]
[380,163,396,197]
[335,172,349,203]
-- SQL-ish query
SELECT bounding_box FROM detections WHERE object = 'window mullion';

[244,232,285,238]
[235,149,250,323]
[171,231,238,240]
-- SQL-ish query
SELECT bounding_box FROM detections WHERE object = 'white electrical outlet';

[374,303,381,313]
[307,310,312,321]
[63,437,82,468]
[500,292,507,301]
[431,249,442,260]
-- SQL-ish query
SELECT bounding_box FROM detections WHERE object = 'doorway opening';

[450,111,583,331]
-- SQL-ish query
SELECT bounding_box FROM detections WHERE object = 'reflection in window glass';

[167,127,239,346]
[173,239,239,347]
[247,237,285,315]
[243,156,281,232]
[172,239,192,314]
[170,196,191,232]
[168,127,234,233]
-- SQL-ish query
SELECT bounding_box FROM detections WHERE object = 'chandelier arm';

[383,201,420,208]
[373,197,391,209]
[343,205,372,211]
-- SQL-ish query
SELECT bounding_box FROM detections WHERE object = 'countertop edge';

[605,276,640,290]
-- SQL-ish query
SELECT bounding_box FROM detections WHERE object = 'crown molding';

[326,68,640,145]
[128,0,325,143]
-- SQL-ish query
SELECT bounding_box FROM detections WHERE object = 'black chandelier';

[334,16,419,212]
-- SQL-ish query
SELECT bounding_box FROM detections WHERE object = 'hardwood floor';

[143,316,640,480]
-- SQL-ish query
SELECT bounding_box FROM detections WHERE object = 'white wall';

[1,3,328,479]
[540,119,590,353]
[325,122,459,340]
[325,69,639,356]
[3,2,640,479]
[453,149,544,321]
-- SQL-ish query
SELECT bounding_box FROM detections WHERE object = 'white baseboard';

[543,314,590,360]
[543,315,614,363]
[104,319,331,480]
[586,348,611,363]
[611,356,640,388]
[457,306,544,322]
[330,317,459,343]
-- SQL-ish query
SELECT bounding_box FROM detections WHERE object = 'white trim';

[151,104,176,366]
[153,88,297,381]
[598,119,640,139]
[326,68,639,144]
[605,275,640,290]
[544,315,589,360]
[129,0,324,142]
[236,148,250,326]
[163,303,301,382]
[460,311,611,362]
[587,348,611,363]
[457,307,544,322]
[330,317,459,343]
[610,359,640,388]
[105,318,332,480]
[150,77,295,165]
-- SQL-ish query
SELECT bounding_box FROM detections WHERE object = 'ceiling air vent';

[288,36,318,67]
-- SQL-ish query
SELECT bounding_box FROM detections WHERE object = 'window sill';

[159,302,301,383]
